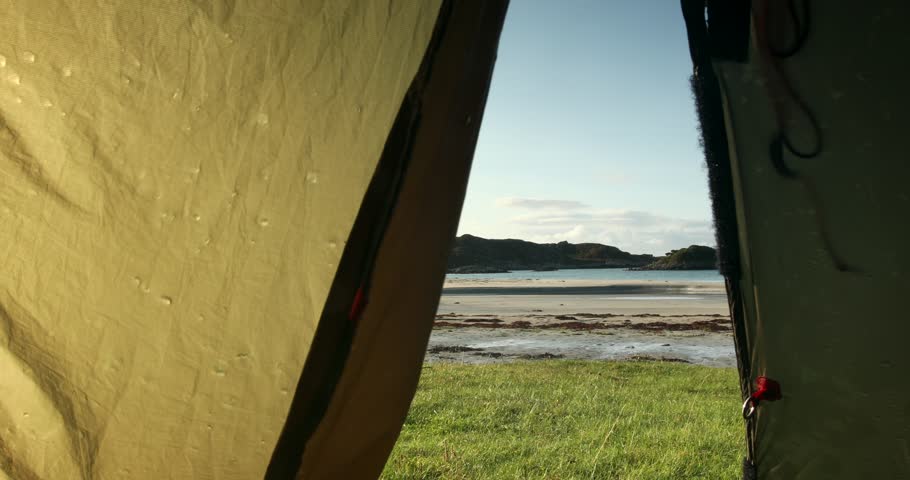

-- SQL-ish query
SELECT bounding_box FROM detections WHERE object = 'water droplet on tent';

[197,315,205,321]
[206,424,214,430]
[255,113,269,126]
[193,214,201,221]
[235,353,248,359]
[192,104,202,112]
[181,124,191,132]
[328,241,337,249]
[280,388,288,395]
[22,51,35,63]
[122,75,132,85]
[132,276,141,287]
[213,367,226,377]
[306,172,319,184]
[202,237,211,246]
[41,99,53,108]
[132,57,142,68]
[0,55,7,67]
[159,296,173,305]
[7,73,20,85]
[257,217,269,227]
[171,89,182,101]
[14,97,22,104]
[62,66,73,77]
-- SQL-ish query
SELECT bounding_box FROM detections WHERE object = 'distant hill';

[639,245,717,270]
[447,235,655,273]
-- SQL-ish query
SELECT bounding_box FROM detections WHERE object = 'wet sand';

[429,278,734,367]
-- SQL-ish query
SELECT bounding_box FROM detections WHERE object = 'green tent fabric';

[684,1,910,478]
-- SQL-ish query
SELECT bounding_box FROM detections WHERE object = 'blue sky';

[456,0,715,255]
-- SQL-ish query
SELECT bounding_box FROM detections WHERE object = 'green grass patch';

[383,361,743,479]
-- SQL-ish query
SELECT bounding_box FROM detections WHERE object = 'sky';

[455,0,715,256]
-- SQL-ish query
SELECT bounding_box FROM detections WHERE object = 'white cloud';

[484,198,714,255]
[495,197,590,210]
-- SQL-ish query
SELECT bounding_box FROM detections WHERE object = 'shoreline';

[443,278,724,288]
[443,284,726,296]
[426,328,735,367]
[430,278,733,366]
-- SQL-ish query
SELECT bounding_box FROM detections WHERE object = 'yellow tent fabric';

[274,3,509,477]
[0,1,442,478]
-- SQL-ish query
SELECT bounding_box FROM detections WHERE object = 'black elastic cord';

[769,0,822,160]
[758,0,856,272]
[768,0,810,58]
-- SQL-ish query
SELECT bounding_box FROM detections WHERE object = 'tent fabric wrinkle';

[0,1,442,478]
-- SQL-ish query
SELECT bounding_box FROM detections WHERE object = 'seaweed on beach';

[428,345,484,354]
[626,355,692,364]
[472,351,504,358]
[627,319,731,333]
[518,352,565,360]
[433,316,732,333]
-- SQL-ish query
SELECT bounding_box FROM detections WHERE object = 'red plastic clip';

[743,376,782,419]
[751,376,782,404]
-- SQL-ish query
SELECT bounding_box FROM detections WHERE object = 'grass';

[382,361,743,480]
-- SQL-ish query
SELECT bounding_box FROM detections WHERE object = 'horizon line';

[455,233,717,255]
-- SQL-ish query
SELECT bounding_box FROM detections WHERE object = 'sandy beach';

[429,277,734,366]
